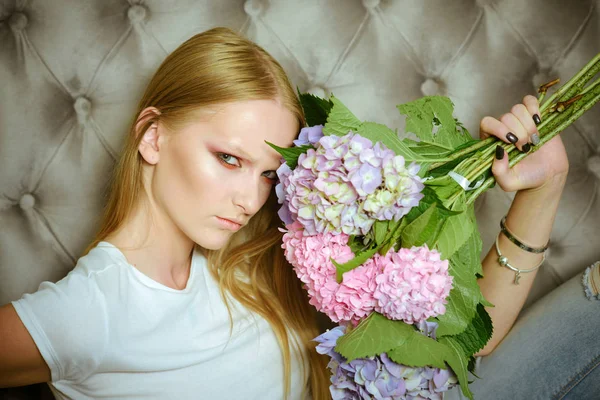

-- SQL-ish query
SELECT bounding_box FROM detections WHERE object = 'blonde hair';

[84,27,329,399]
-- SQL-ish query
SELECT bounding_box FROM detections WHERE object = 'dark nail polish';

[521,143,531,153]
[506,132,518,144]
[533,114,541,125]
[495,145,504,160]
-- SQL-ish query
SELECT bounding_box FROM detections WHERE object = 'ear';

[136,107,161,165]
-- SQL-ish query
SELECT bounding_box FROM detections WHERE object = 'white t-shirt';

[12,242,309,400]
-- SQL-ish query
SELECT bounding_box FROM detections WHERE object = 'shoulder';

[9,243,127,383]
[41,242,128,295]
[70,242,125,278]
[17,242,128,317]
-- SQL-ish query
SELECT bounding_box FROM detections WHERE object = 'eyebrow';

[227,143,281,170]
[227,143,254,162]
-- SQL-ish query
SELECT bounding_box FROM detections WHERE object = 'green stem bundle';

[425,54,600,207]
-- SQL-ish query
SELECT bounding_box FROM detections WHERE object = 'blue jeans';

[446,270,600,400]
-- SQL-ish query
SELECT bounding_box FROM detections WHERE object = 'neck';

[106,195,195,290]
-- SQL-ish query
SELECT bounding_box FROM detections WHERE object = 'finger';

[479,116,516,144]
[523,95,542,127]
[510,103,539,150]
[491,145,519,192]
[511,103,538,136]
[499,111,530,152]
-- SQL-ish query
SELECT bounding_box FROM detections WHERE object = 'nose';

[232,175,264,215]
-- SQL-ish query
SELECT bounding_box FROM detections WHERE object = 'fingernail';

[521,143,531,153]
[531,133,540,146]
[533,114,541,125]
[495,145,504,160]
[506,132,518,144]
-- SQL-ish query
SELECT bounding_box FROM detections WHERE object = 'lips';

[220,217,245,226]
[216,216,244,231]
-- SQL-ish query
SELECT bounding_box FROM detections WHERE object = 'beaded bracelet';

[500,216,549,254]
[495,233,546,285]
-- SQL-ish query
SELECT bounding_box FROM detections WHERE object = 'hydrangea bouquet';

[270,54,599,399]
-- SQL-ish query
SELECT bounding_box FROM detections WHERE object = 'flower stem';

[427,137,495,171]
[540,53,600,113]
[465,80,600,205]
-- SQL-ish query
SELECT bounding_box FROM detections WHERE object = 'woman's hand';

[479,95,569,192]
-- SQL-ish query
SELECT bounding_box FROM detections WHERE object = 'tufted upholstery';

[1,0,599,338]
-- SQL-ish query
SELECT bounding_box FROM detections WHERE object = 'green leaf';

[467,355,478,375]
[455,118,472,138]
[479,297,495,308]
[373,220,390,247]
[434,219,482,337]
[426,140,479,179]
[298,91,333,127]
[452,211,483,278]
[424,175,462,202]
[381,218,408,255]
[439,337,474,400]
[397,96,471,150]
[403,186,460,226]
[347,235,367,254]
[383,327,474,400]
[449,303,494,358]
[333,244,380,282]
[435,272,479,337]
[335,312,417,360]
[322,95,361,136]
[404,139,454,154]
[387,329,454,370]
[357,122,451,163]
[265,142,312,170]
[417,162,432,179]
[434,209,475,260]
[400,203,445,248]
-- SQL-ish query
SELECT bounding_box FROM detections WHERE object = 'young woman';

[0,27,586,399]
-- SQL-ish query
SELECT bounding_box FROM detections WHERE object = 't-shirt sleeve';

[11,268,109,383]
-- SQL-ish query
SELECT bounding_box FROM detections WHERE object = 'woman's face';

[148,99,298,250]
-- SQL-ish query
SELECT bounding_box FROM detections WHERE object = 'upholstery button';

[362,0,380,9]
[421,78,441,96]
[19,193,35,210]
[128,4,147,24]
[9,12,28,31]
[244,0,264,17]
[307,85,328,98]
[74,96,92,125]
[587,155,600,179]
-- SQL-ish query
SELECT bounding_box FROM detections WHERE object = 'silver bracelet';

[500,216,549,254]
[495,233,546,285]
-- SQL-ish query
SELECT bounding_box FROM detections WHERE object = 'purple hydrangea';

[362,143,425,222]
[294,125,324,146]
[314,324,457,400]
[276,131,424,235]
[275,162,294,225]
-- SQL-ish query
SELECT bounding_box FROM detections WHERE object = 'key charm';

[514,271,521,285]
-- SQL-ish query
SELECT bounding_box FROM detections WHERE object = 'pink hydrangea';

[281,221,379,325]
[281,221,354,317]
[328,263,379,325]
[372,245,453,324]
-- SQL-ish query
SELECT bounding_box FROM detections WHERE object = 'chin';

[193,230,233,251]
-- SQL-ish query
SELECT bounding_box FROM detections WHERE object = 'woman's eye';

[217,153,240,167]
[262,171,278,182]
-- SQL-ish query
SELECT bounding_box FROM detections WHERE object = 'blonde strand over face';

[83,27,329,399]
